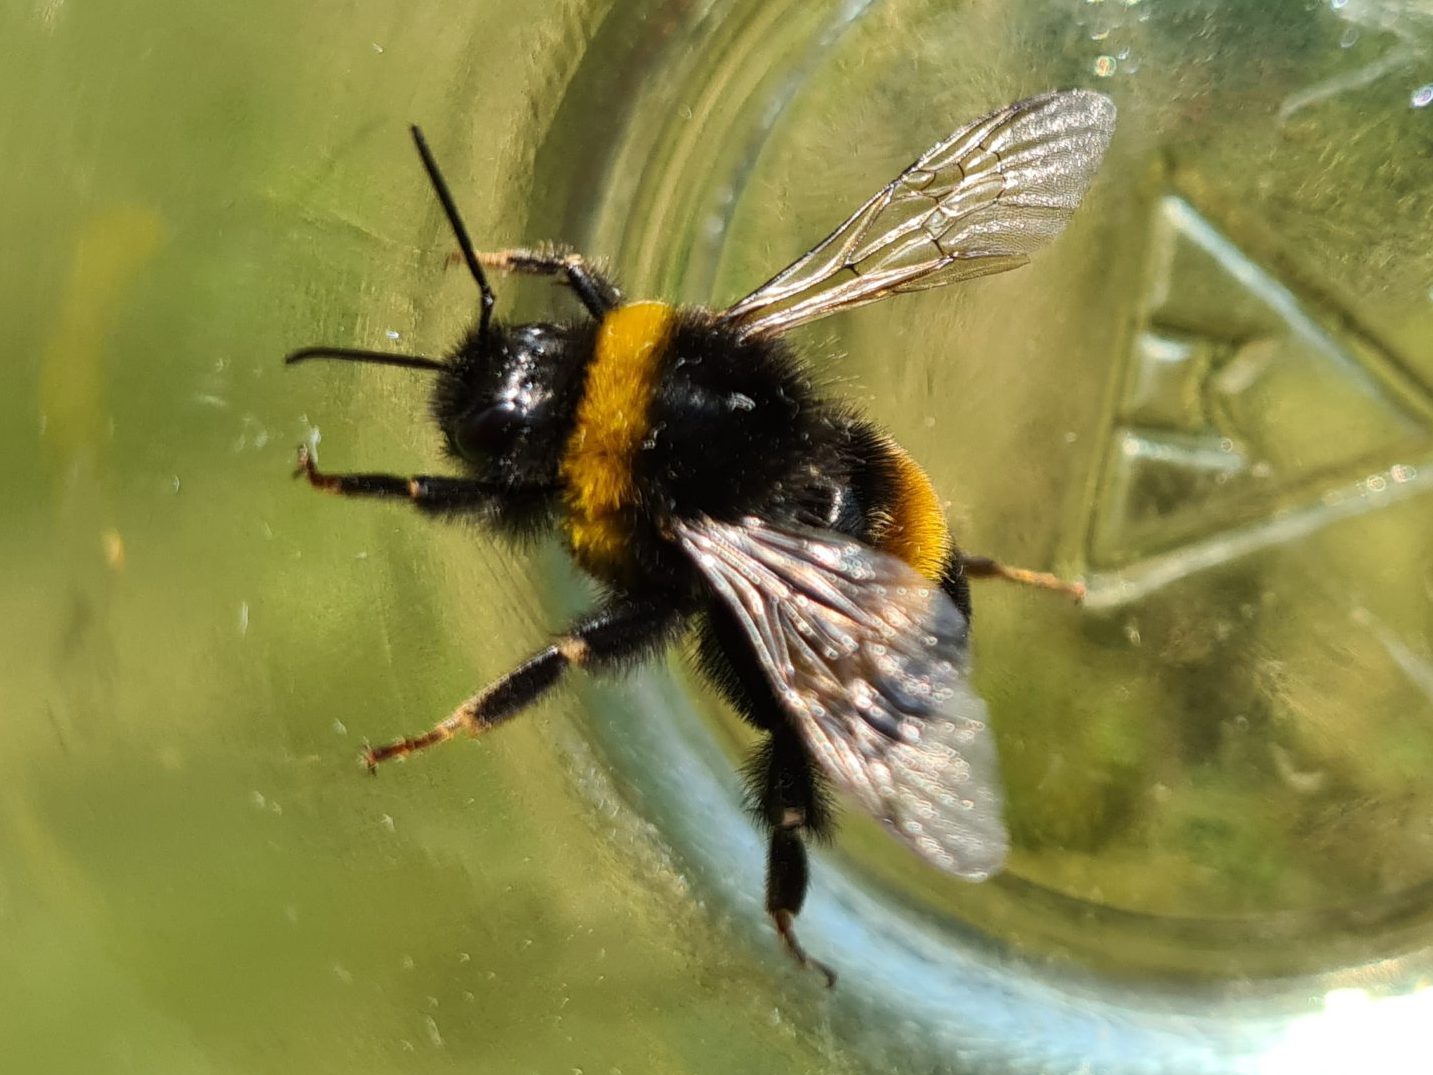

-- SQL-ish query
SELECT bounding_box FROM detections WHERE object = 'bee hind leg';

[958,553,1085,602]
[768,832,836,988]
[749,731,837,987]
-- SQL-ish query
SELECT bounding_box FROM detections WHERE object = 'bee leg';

[958,553,1085,602]
[293,444,525,515]
[364,598,683,769]
[768,832,836,988]
[749,732,837,987]
[473,247,620,318]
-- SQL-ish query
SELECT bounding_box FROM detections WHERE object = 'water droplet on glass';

[424,1016,444,1048]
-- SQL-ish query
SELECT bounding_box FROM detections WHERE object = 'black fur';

[428,318,598,539]
[639,310,831,524]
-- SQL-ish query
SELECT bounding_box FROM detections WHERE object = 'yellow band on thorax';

[561,301,675,578]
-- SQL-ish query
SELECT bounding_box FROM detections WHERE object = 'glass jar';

[7,0,1433,1071]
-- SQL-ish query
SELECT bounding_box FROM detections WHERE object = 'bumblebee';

[288,90,1116,985]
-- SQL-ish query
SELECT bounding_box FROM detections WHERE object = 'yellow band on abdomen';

[561,302,675,579]
[878,440,953,580]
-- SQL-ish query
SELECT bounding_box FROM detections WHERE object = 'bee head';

[432,319,587,486]
[285,127,590,492]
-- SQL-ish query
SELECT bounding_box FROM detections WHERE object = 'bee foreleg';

[293,444,521,516]
[363,598,684,769]
[473,246,620,318]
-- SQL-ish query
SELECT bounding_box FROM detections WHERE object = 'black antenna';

[284,347,445,372]
[409,125,495,337]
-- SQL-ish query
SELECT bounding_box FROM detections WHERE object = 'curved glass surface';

[6,0,1433,1072]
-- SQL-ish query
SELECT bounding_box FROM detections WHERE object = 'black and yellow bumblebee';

[288,90,1115,985]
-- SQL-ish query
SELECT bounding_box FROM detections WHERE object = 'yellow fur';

[877,440,952,580]
[561,302,675,580]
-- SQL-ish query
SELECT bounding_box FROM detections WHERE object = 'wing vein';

[676,516,1008,879]
[719,90,1115,339]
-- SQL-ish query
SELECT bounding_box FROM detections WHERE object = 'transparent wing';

[676,515,1007,878]
[719,89,1116,340]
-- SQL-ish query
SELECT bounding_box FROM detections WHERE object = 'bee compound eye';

[453,400,525,462]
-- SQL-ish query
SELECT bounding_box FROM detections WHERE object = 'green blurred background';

[5,0,1433,1072]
